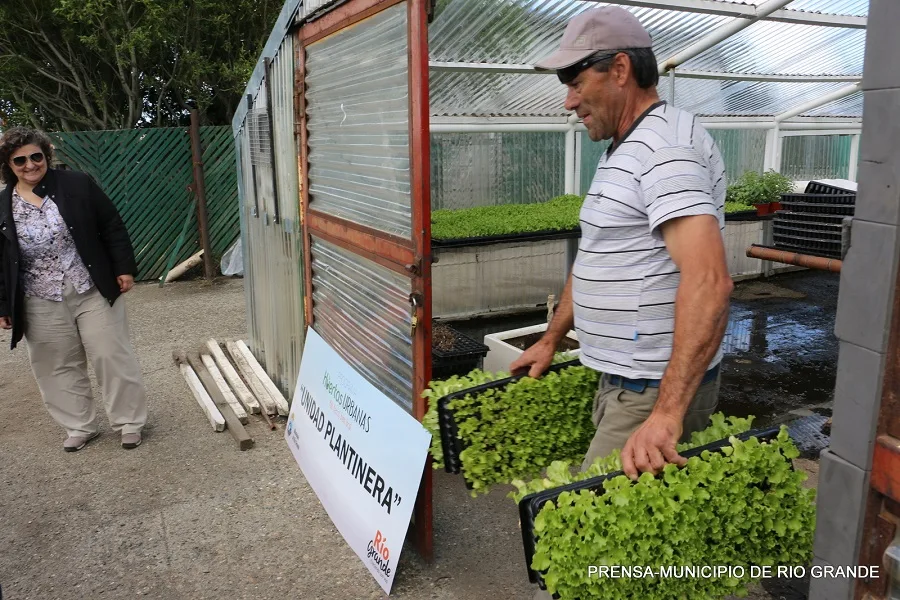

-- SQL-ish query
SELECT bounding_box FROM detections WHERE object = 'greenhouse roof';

[428,0,868,120]
[235,0,868,132]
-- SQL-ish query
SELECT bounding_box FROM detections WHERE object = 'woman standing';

[0,127,148,451]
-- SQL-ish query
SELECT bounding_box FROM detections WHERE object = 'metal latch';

[408,292,423,336]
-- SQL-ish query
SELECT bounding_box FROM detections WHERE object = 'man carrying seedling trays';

[512,6,732,486]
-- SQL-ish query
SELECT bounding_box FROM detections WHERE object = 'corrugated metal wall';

[305,6,411,238]
[780,134,852,181]
[310,236,414,412]
[238,35,305,397]
[304,2,416,413]
[431,132,565,209]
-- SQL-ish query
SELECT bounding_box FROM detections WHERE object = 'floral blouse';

[12,189,94,301]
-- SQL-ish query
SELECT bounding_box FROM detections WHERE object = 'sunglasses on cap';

[12,152,45,167]
[557,51,620,84]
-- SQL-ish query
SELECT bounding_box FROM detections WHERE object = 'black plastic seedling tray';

[779,201,855,216]
[432,325,489,381]
[780,193,856,206]
[518,426,783,589]
[436,358,583,479]
[804,181,856,195]
[432,228,581,248]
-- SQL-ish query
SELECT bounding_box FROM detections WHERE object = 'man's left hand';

[621,412,686,480]
[117,275,135,293]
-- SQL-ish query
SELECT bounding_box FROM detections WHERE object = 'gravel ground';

[0,277,821,600]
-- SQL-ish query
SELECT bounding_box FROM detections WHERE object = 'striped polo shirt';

[573,101,726,379]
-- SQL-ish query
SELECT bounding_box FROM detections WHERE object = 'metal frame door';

[295,0,433,560]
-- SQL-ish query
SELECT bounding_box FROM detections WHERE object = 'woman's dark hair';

[0,127,55,184]
[558,47,660,89]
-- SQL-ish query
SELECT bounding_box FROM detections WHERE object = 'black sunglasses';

[557,52,619,84]
[12,152,45,167]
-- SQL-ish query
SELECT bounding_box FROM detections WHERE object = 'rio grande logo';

[366,530,392,580]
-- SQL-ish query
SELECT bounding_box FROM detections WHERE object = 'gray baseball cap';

[534,6,652,71]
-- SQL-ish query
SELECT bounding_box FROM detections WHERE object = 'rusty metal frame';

[295,34,314,327]
[296,0,434,561]
[300,0,406,45]
[409,0,433,562]
[856,253,900,599]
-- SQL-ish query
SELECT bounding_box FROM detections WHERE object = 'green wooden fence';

[49,126,239,281]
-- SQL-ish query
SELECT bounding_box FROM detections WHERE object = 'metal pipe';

[433,120,861,133]
[658,0,794,73]
[774,82,862,123]
[189,108,216,280]
[763,126,778,171]
[780,128,863,137]
[428,61,863,84]
[669,69,676,106]
[564,114,577,194]
[429,123,572,133]
[746,245,842,272]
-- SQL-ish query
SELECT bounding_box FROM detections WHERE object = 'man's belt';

[606,364,721,394]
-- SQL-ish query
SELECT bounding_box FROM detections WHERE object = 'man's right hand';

[509,337,555,378]
[0,316,11,330]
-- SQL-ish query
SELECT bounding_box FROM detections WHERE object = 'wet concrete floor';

[446,270,840,427]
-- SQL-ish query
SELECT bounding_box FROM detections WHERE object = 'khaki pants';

[581,373,721,469]
[534,373,720,600]
[24,281,147,437]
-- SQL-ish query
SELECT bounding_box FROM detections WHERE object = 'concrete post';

[809,1,900,597]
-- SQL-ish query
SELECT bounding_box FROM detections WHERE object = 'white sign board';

[285,328,431,594]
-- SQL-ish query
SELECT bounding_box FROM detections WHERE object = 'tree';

[0,0,281,130]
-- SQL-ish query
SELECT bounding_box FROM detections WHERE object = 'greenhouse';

[232,0,887,597]
[234,0,866,406]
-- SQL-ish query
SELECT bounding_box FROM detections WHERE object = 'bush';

[724,201,756,213]
[726,170,794,206]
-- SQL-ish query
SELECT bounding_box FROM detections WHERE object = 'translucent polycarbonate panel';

[579,135,611,194]
[428,0,866,119]
[780,135,852,181]
[306,5,411,238]
[432,72,863,118]
[681,20,865,76]
[271,35,300,222]
[431,132,566,209]
[662,78,863,117]
[784,0,869,15]
[430,0,730,66]
[430,0,866,66]
[802,91,864,118]
[430,71,568,117]
[708,129,767,182]
[311,236,414,412]
[579,129,762,197]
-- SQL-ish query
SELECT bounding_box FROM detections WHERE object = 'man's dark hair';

[558,48,660,89]
[0,127,55,184]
